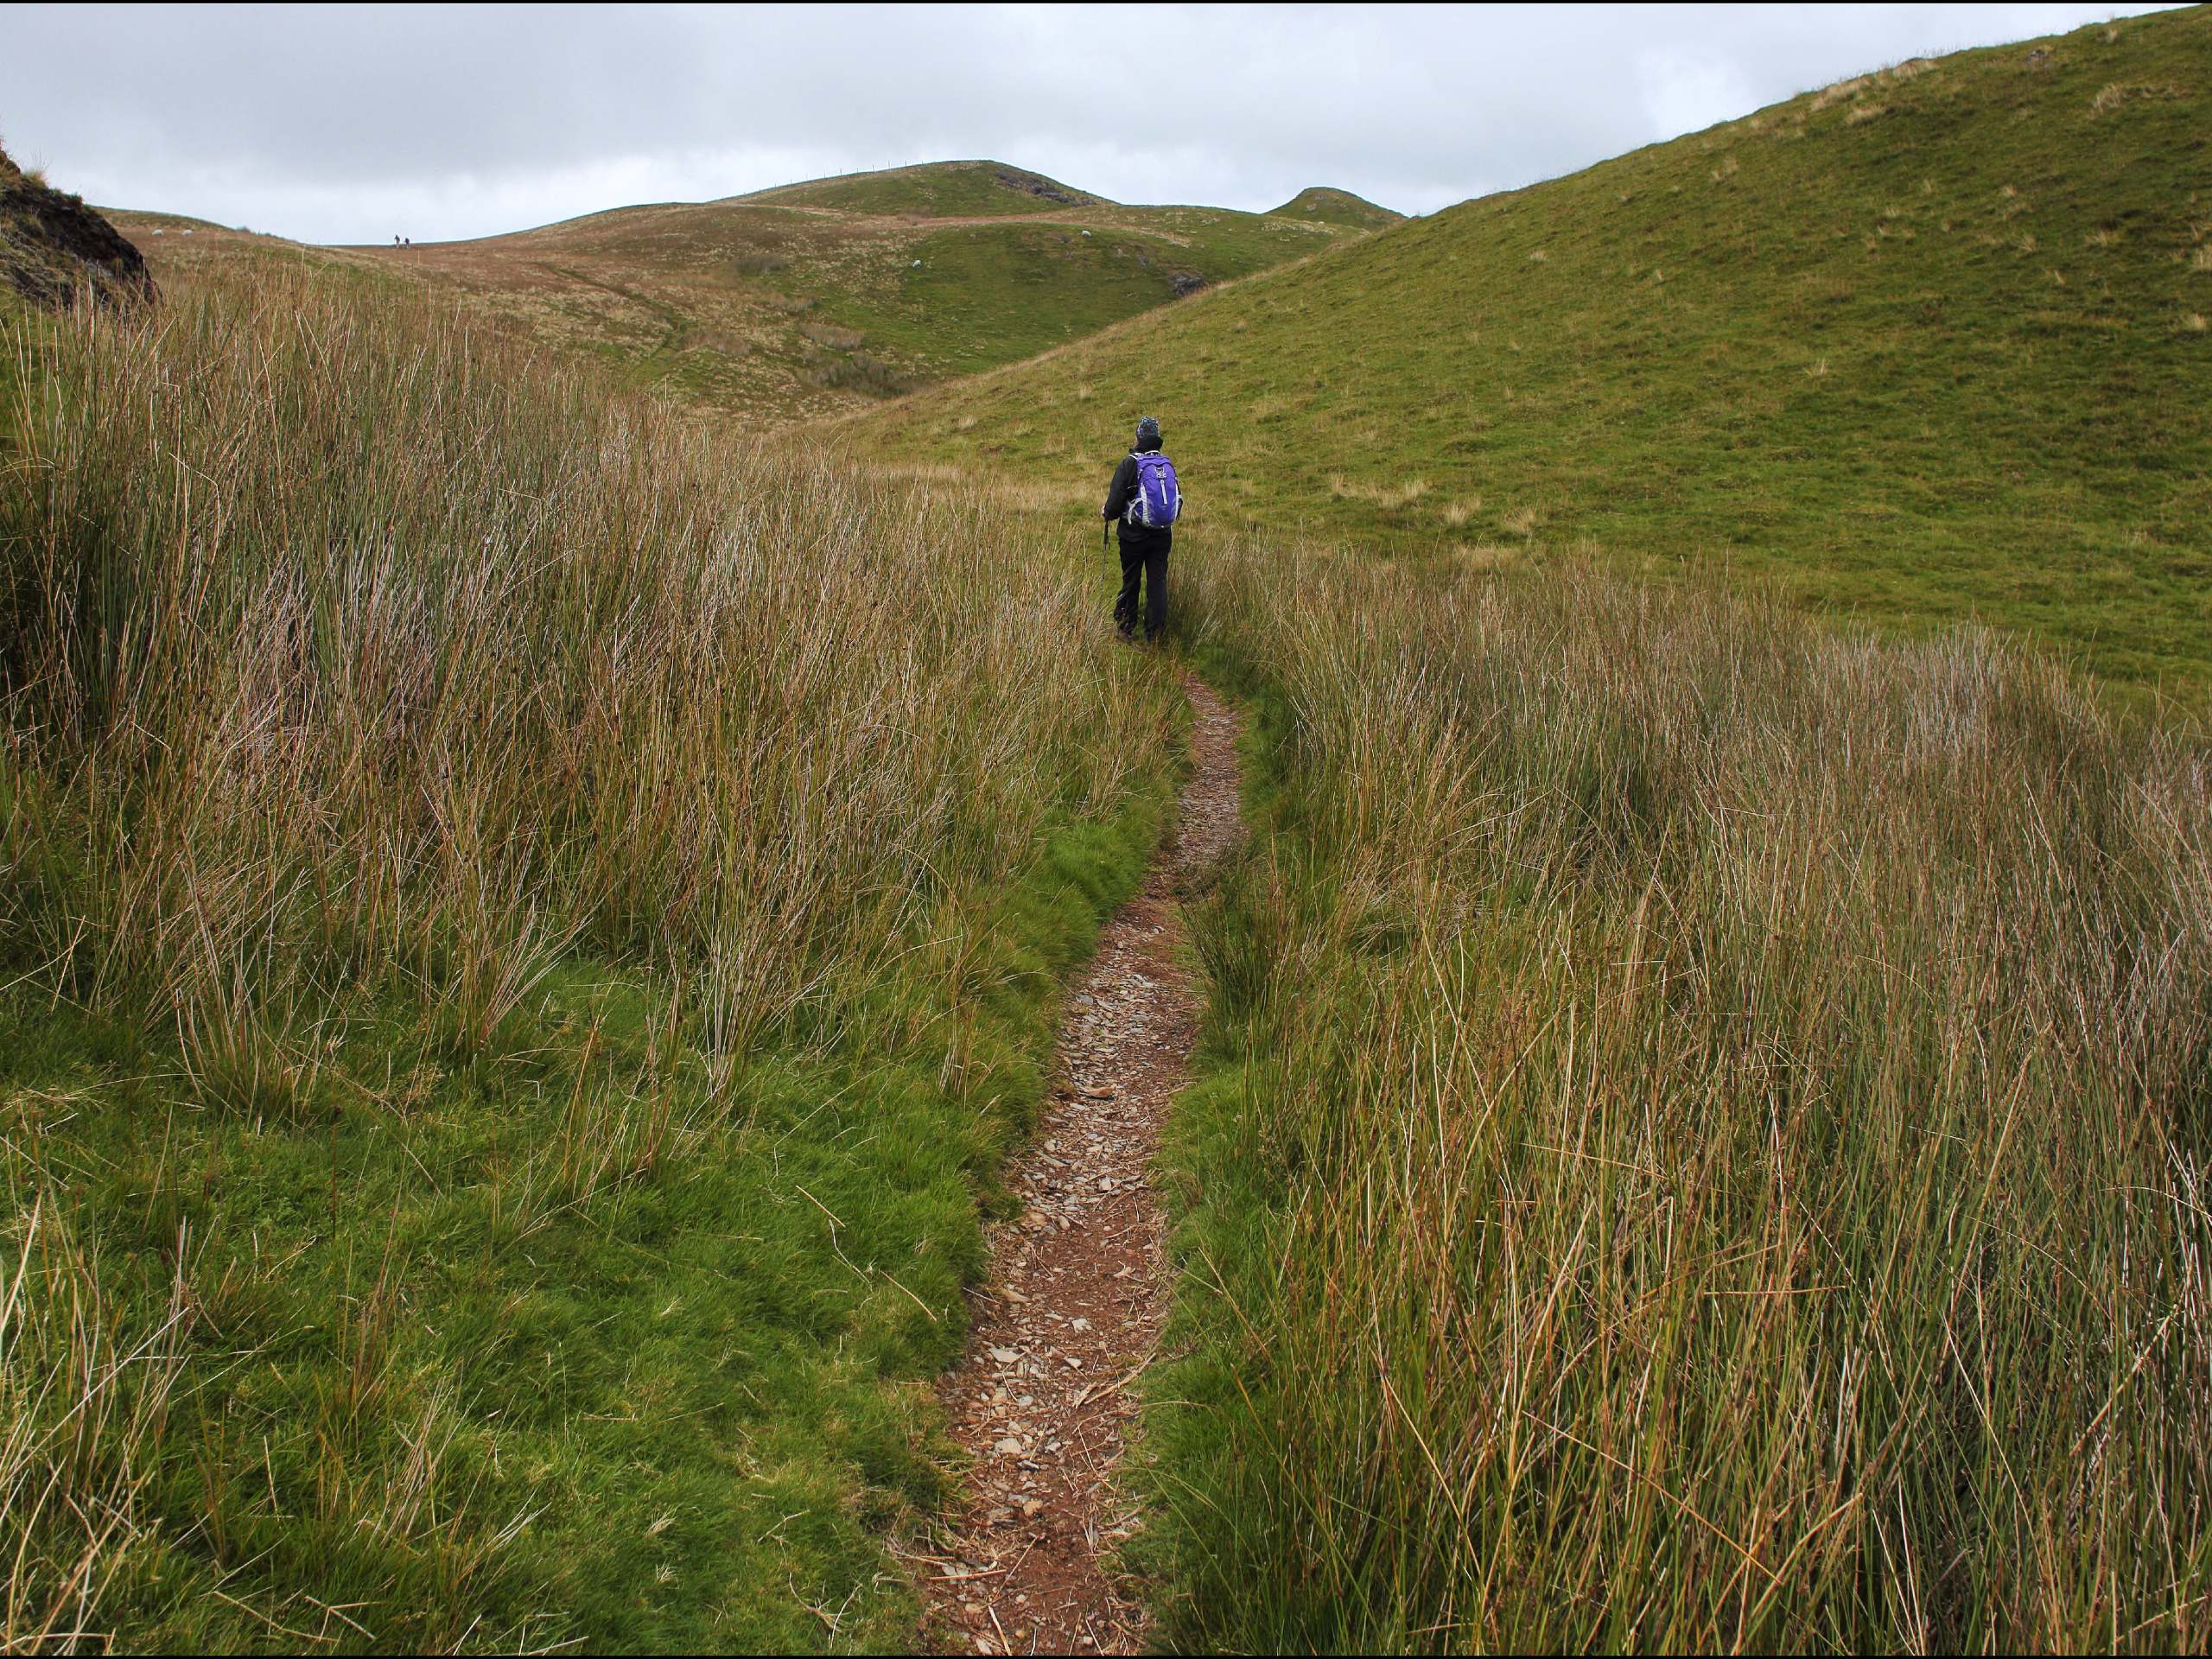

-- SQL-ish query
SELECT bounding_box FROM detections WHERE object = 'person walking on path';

[1102,415,1181,643]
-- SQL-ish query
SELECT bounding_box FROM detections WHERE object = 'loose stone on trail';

[918,672,1243,1656]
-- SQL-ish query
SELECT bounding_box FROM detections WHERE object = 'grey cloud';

[0,2,2177,244]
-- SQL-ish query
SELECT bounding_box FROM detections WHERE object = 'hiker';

[1101,415,1181,642]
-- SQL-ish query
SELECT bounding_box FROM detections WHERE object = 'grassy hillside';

[1269,185,1403,230]
[113,160,1363,422]
[0,256,1179,1650]
[849,7,2212,696]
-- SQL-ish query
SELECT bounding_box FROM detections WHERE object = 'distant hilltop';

[1268,186,1404,229]
[736,159,1103,217]
[107,155,1397,423]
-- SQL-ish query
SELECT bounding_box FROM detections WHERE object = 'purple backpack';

[1128,452,1181,528]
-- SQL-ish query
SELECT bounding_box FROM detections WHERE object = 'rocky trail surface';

[914,672,1242,1656]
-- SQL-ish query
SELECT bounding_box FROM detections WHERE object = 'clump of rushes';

[1150,536,2212,1652]
[0,270,1175,1648]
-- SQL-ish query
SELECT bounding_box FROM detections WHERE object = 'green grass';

[1132,530,2212,1652]
[0,261,1182,1650]
[850,7,2212,697]
[829,216,1338,377]
[0,809,1162,1652]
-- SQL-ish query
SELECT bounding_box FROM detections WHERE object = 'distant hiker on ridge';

[1102,414,1181,642]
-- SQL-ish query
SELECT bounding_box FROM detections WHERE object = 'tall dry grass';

[3,268,1156,1085]
[0,268,1169,1645]
[0,1196,188,1652]
[1157,539,2212,1651]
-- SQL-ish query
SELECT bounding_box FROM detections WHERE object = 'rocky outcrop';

[993,167,1096,208]
[1,148,157,308]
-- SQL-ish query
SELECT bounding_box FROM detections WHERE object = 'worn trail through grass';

[916,672,1241,1655]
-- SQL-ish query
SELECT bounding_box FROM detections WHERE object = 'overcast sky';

[0,2,2179,245]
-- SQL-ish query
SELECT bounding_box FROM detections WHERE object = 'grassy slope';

[91,207,232,232]
[849,8,2212,696]
[113,160,1358,423]
[0,260,1183,1651]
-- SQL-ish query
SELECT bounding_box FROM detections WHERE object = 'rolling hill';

[740,157,1100,214]
[848,7,2212,696]
[112,159,1380,420]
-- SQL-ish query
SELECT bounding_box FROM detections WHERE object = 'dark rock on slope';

[1,147,157,308]
[992,166,1096,207]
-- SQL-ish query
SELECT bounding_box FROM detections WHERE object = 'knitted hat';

[1135,414,1161,448]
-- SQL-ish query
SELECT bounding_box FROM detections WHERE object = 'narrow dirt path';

[916,671,1241,1656]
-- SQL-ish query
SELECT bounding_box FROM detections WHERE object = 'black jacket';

[1103,446,1173,550]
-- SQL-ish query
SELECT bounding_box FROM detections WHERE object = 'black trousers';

[1115,533,1170,640]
